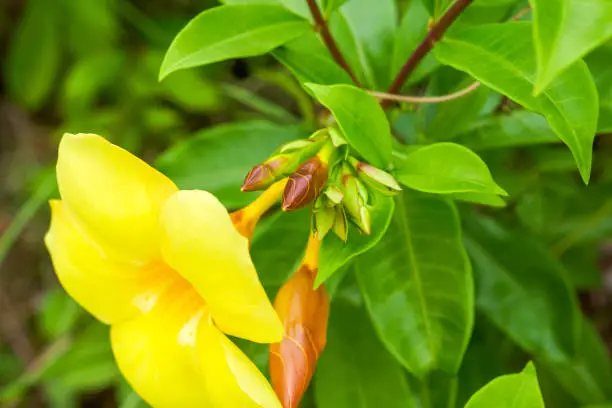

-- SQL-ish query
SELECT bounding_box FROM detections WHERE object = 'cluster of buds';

[241,128,401,237]
[313,157,402,241]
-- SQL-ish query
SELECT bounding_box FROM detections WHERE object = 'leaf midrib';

[395,194,436,362]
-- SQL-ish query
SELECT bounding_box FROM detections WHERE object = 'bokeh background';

[0,0,314,406]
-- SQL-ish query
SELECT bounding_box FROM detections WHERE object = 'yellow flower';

[45,133,284,408]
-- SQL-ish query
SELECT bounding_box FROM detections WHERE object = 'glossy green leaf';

[529,0,612,94]
[156,121,305,208]
[330,0,397,88]
[316,194,394,287]
[220,0,313,19]
[356,192,473,377]
[394,143,507,196]
[315,300,415,408]
[159,4,310,79]
[463,215,581,362]
[455,111,560,151]
[538,319,612,404]
[272,34,353,86]
[4,0,61,109]
[465,362,545,408]
[305,83,393,168]
[435,22,598,184]
[392,0,438,85]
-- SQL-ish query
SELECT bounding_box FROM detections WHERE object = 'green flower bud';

[350,158,402,195]
[340,164,371,235]
[328,127,347,147]
[323,186,344,205]
[332,206,348,242]
[314,206,336,240]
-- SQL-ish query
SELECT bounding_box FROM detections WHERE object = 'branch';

[369,81,481,104]
[383,0,474,108]
[306,0,361,86]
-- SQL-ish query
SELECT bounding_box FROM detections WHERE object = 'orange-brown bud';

[241,156,290,192]
[269,264,329,408]
[282,156,328,211]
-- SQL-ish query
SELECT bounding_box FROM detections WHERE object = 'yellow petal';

[111,279,281,408]
[198,319,282,408]
[56,133,177,264]
[159,190,283,343]
[111,279,210,408]
[45,200,169,324]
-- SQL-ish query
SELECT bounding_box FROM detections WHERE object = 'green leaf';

[392,0,438,85]
[585,44,612,133]
[63,0,119,56]
[222,0,312,19]
[305,83,393,168]
[394,143,507,196]
[356,192,473,377]
[62,51,125,117]
[272,34,354,86]
[156,121,306,208]
[561,245,602,290]
[334,0,397,89]
[41,323,119,391]
[455,111,560,151]
[435,22,598,184]
[159,4,310,79]
[450,192,506,208]
[4,0,61,109]
[538,319,612,404]
[423,75,492,142]
[315,300,415,408]
[420,0,453,18]
[456,318,519,407]
[463,214,582,362]
[316,194,395,287]
[465,362,545,408]
[37,288,83,341]
[251,210,311,288]
[530,0,612,94]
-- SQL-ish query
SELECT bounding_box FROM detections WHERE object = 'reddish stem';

[306,0,361,86]
[382,0,474,108]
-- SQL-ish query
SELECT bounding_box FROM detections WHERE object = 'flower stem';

[231,179,288,239]
[369,81,481,104]
[305,0,361,86]
[303,232,321,274]
[382,0,474,108]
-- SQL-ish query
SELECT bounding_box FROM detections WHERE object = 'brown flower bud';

[241,156,290,192]
[282,156,328,211]
[269,264,329,408]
